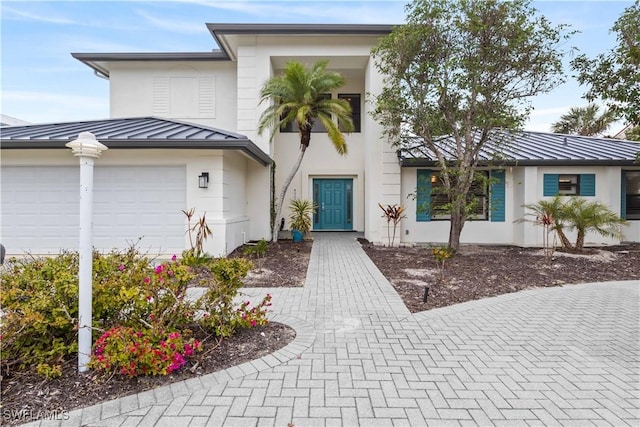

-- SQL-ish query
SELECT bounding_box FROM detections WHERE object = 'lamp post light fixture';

[66,131,108,373]
[198,172,209,188]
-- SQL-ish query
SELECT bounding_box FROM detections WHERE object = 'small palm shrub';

[562,197,626,251]
[289,199,317,236]
[524,196,626,252]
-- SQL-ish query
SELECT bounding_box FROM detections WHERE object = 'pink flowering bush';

[89,326,201,377]
[231,294,272,330]
[2,242,272,379]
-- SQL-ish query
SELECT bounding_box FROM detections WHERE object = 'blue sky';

[0,1,633,134]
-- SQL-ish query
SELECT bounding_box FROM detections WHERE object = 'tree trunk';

[575,228,585,251]
[272,146,307,242]
[555,225,574,251]
[448,214,463,251]
[448,200,466,251]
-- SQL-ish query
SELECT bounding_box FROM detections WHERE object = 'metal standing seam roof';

[0,117,273,166]
[398,130,640,166]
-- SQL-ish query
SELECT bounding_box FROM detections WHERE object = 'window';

[623,171,640,220]
[543,173,595,197]
[280,94,331,133]
[429,171,489,220]
[338,94,361,133]
[558,174,579,195]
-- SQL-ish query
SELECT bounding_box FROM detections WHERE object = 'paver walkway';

[31,233,639,426]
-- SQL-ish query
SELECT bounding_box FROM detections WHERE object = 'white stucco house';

[1,23,639,257]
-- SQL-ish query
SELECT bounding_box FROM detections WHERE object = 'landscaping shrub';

[1,252,81,375]
[197,257,258,337]
[89,326,201,377]
[0,247,271,379]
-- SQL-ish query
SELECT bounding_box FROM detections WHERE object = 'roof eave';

[1,139,273,166]
[400,158,639,167]
[206,23,395,61]
[71,52,231,78]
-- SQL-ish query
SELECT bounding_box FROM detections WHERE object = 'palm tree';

[562,197,626,251]
[258,60,354,242]
[551,104,618,136]
[524,196,573,250]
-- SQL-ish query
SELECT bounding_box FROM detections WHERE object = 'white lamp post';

[66,132,108,372]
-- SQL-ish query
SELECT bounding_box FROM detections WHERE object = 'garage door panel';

[2,166,186,255]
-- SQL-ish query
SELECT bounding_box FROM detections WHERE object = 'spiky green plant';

[288,199,317,236]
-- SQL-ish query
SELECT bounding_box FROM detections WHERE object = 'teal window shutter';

[416,169,431,222]
[490,170,505,222]
[543,174,559,196]
[621,171,626,219]
[579,174,595,196]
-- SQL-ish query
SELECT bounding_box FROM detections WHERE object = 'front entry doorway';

[313,178,353,230]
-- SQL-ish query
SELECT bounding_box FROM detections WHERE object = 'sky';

[0,0,633,134]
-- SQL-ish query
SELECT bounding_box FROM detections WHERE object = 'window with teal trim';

[490,170,505,222]
[416,170,492,221]
[543,173,595,197]
[624,171,640,220]
[416,170,431,221]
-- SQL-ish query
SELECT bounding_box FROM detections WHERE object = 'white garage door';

[1,166,186,255]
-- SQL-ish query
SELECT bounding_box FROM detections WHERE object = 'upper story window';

[338,94,361,133]
[280,93,361,134]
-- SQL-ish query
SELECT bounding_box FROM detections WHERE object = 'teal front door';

[313,179,353,230]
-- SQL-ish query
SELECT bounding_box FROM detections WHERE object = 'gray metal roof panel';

[71,52,228,61]
[0,117,272,165]
[206,23,394,35]
[399,130,640,166]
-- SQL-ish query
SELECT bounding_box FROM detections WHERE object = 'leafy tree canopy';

[572,1,639,127]
[372,0,571,250]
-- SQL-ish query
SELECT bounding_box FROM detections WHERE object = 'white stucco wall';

[108,61,238,131]
[400,167,516,246]
[399,165,638,247]
[1,149,267,257]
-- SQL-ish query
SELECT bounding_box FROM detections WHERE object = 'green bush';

[1,253,81,373]
[1,247,272,378]
[0,249,194,374]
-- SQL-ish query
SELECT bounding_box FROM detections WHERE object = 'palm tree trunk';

[272,146,307,242]
[576,228,585,251]
[555,226,574,251]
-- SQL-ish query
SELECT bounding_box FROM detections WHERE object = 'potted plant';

[288,199,317,242]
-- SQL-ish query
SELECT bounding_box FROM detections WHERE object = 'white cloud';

[183,1,407,24]
[135,9,204,35]
[1,5,75,25]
